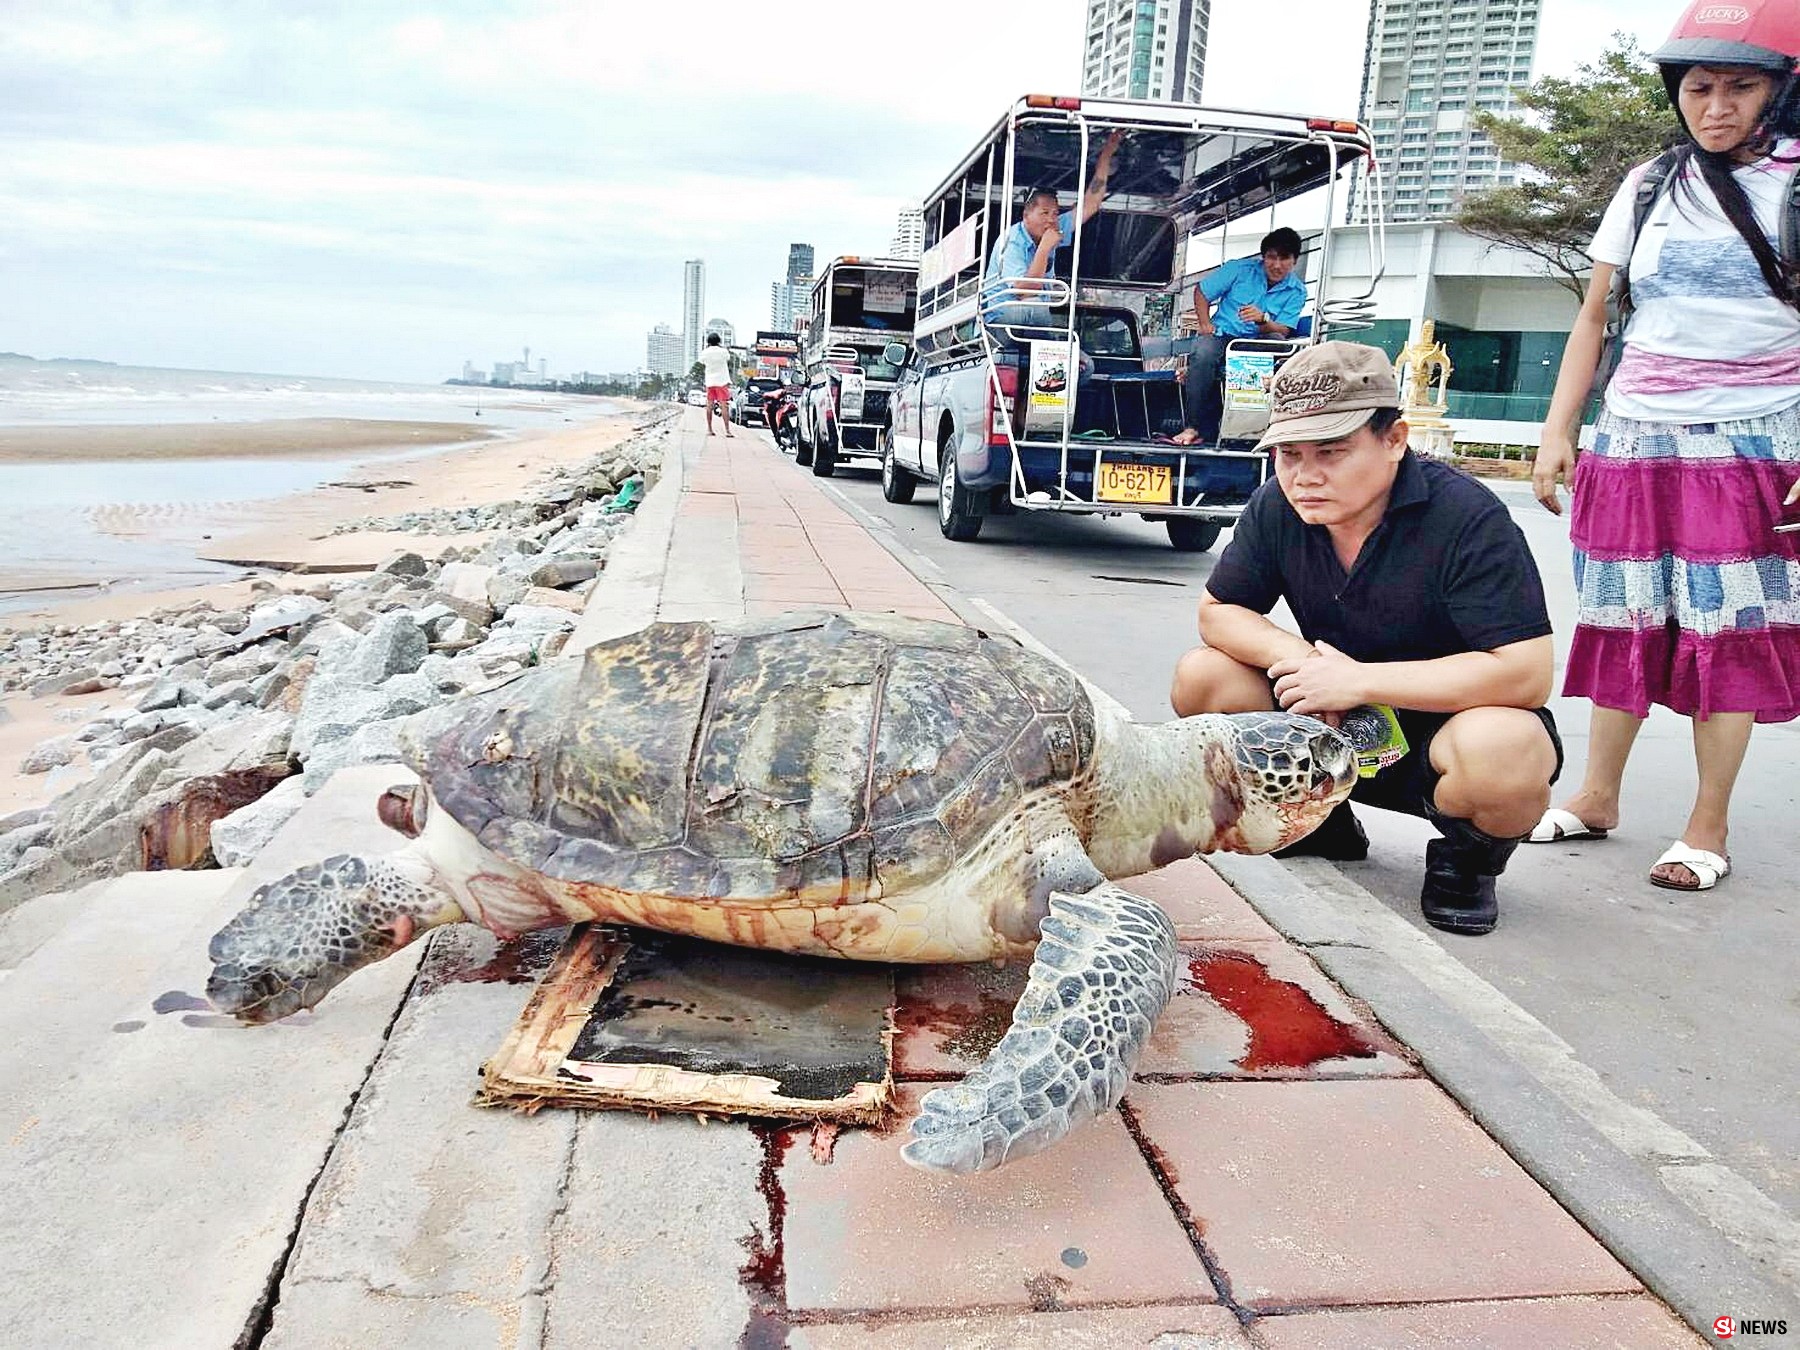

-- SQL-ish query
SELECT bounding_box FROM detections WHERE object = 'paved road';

[794,439,1800,1217]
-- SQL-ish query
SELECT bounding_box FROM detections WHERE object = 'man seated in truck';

[1171,227,1307,445]
[983,129,1125,335]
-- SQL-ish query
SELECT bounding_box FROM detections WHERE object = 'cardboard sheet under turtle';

[479,924,894,1123]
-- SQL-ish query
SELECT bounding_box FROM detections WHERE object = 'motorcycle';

[762,384,801,453]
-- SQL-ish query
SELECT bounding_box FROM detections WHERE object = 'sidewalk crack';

[1118,1099,1251,1326]
[235,942,435,1350]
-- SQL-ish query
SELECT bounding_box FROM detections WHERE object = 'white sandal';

[1526,807,1609,844]
[1649,841,1731,892]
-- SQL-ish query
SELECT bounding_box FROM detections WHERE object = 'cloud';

[1,0,1657,381]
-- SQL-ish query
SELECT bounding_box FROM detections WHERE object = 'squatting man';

[1170,342,1563,934]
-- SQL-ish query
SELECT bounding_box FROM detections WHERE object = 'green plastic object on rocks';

[603,477,645,514]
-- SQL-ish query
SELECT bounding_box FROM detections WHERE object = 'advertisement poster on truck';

[863,273,910,314]
[1025,338,1077,436]
[1224,350,1275,411]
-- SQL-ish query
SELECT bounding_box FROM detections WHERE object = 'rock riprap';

[0,410,676,913]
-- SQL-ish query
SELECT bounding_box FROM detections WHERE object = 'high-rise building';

[705,317,736,347]
[646,322,685,378]
[767,243,816,332]
[682,259,705,370]
[890,209,925,261]
[1080,0,1209,103]
[1355,0,1539,223]
[770,278,811,332]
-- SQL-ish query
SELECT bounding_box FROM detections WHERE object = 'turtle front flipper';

[902,884,1178,1174]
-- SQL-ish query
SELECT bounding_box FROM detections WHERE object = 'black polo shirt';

[1205,451,1552,662]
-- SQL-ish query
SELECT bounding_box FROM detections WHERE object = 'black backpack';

[1594,149,1800,393]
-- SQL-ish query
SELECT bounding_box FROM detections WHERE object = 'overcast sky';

[1,0,1664,384]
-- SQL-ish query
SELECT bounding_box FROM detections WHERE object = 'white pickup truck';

[882,94,1379,549]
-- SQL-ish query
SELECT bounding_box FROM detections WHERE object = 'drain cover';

[1091,575,1185,587]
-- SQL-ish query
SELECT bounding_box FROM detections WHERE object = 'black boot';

[1419,808,1519,935]
[1274,801,1369,861]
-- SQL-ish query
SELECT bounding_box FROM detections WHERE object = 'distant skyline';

[3,0,1664,384]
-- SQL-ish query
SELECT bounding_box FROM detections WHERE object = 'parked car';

[735,377,782,426]
[684,389,706,407]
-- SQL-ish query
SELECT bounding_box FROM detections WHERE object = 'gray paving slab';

[540,1110,765,1349]
[267,927,573,1330]
[0,763,428,1349]
[263,1279,546,1350]
[0,873,107,974]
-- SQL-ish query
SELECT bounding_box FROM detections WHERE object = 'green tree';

[1456,35,1680,300]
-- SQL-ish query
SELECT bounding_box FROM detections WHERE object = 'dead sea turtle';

[207,611,1353,1172]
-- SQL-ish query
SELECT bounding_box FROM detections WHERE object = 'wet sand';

[0,418,495,463]
[0,407,647,611]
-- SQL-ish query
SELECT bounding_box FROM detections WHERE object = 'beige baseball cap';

[1256,342,1401,450]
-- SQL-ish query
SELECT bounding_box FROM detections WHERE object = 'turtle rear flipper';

[901,885,1178,1174]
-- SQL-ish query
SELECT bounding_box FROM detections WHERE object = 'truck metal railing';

[929,99,1385,522]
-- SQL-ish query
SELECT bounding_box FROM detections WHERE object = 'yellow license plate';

[1095,459,1172,505]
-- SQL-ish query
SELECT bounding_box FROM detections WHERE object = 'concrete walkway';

[0,409,1715,1347]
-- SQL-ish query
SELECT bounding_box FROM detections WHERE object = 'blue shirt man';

[982,130,1125,330]
[1174,226,1308,444]
[1198,248,1308,339]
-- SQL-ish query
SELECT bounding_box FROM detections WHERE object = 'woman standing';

[1532,0,1800,891]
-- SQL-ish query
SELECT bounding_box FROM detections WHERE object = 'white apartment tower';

[1356,0,1540,222]
[645,322,684,378]
[890,208,925,261]
[682,259,705,370]
[1080,0,1209,103]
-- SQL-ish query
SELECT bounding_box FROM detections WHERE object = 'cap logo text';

[1273,372,1343,414]
[1694,5,1750,23]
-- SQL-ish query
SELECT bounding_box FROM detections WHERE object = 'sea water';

[0,357,622,612]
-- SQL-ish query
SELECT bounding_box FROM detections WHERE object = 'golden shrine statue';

[1395,320,1455,459]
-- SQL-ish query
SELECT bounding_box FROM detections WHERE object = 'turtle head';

[206,852,463,1024]
[1223,711,1357,852]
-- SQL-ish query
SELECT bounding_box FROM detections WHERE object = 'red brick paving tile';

[1118,857,1283,942]
[1138,940,1411,1079]
[780,1085,1216,1313]
[1253,1294,1703,1349]
[791,1303,1248,1348]
[1127,1080,1638,1308]
[839,591,941,613]
[892,962,1030,1078]
[747,586,849,607]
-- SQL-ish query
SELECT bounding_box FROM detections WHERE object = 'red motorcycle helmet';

[1653,0,1800,134]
